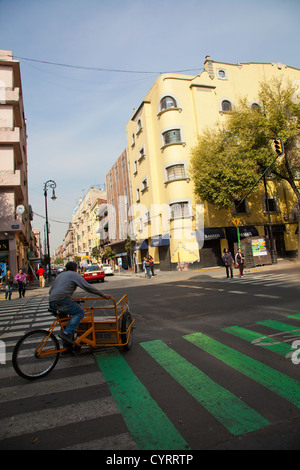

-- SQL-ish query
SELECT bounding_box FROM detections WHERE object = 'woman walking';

[222,248,234,279]
[15,269,27,298]
[1,270,14,300]
[235,248,245,277]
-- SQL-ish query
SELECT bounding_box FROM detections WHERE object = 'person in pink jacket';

[15,269,27,298]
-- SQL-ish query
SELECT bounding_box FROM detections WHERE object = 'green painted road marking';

[184,332,300,408]
[287,314,300,321]
[94,349,189,450]
[141,339,269,435]
[222,325,291,357]
[256,320,300,333]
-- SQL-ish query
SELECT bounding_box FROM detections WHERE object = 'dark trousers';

[18,283,26,297]
[225,265,233,278]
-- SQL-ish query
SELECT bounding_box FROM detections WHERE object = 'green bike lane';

[94,312,300,450]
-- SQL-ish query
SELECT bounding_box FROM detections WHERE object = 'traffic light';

[274,138,284,155]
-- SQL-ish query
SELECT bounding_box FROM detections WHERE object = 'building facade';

[105,149,133,268]
[126,56,300,269]
[71,187,107,264]
[0,50,31,276]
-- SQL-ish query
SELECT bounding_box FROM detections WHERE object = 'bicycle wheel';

[12,329,60,380]
[121,312,133,351]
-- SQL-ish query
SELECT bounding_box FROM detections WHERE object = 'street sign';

[233,218,240,227]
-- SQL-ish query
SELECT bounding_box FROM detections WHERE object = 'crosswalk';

[216,271,300,289]
[1,295,300,449]
[0,296,137,450]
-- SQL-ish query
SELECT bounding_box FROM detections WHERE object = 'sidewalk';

[112,257,300,281]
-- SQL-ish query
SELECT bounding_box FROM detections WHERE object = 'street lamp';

[43,180,57,283]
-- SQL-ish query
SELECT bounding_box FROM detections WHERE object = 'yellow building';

[126,56,300,270]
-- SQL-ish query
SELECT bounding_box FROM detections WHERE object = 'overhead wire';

[14,55,201,75]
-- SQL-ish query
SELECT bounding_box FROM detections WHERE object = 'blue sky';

[1,0,300,253]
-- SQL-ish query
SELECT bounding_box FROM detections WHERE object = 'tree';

[91,247,101,263]
[191,78,300,212]
[191,78,300,259]
[103,247,116,262]
[125,234,136,272]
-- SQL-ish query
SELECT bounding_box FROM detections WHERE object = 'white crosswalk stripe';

[217,272,300,289]
[0,295,137,450]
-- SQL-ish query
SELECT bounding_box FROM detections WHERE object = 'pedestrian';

[149,255,155,276]
[222,248,234,279]
[49,261,111,346]
[1,269,14,300]
[144,257,151,279]
[15,269,27,298]
[36,266,46,287]
[235,248,245,277]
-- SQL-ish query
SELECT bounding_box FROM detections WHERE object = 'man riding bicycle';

[49,261,111,345]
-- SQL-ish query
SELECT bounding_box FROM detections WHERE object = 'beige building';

[72,186,107,263]
[126,56,300,269]
[0,50,31,276]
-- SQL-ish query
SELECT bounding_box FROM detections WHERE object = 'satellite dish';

[16,205,25,215]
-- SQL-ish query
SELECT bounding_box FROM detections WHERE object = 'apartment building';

[72,187,107,264]
[126,56,300,269]
[0,50,31,276]
[62,223,74,262]
[105,149,133,268]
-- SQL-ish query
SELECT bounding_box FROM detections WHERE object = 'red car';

[81,265,105,283]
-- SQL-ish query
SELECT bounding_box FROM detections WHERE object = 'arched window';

[160,96,177,111]
[221,100,232,112]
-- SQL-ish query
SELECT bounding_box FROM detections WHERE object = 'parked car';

[101,264,114,275]
[81,265,105,283]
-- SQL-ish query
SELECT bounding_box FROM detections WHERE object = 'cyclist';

[49,261,111,345]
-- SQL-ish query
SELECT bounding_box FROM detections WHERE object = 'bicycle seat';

[48,307,69,319]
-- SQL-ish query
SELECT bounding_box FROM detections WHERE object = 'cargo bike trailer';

[12,295,135,380]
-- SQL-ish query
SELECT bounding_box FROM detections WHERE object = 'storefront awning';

[196,228,225,242]
[225,226,259,241]
[135,240,148,250]
[150,235,170,247]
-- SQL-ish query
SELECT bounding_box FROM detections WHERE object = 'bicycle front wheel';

[12,329,60,380]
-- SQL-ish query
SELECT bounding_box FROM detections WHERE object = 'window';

[137,119,143,134]
[138,146,145,161]
[136,188,140,202]
[144,210,151,224]
[221,100,232,112]
[141,177,148,192]
[217,68,228,80]
[250,102,261,112]
[169,201,191,219]
[263,196,278,213]
[160,96,177,111]
[121,156,126,173]
[133,160,138,174]
[162,129,182,146]
[234,199,249,215]
[165,164,187,182]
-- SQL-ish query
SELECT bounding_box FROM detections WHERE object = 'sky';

[1,0,300,255]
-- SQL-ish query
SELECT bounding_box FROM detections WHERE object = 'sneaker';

[58,331,76,345]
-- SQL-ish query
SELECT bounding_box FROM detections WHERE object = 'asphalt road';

[1,263,300,451]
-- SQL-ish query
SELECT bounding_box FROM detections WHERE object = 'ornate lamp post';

[43,180,57,283]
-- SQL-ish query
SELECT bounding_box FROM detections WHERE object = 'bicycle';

[12,295,135,380]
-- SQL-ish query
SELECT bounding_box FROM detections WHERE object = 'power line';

[14,55,201,75]
[33,211,70,224]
